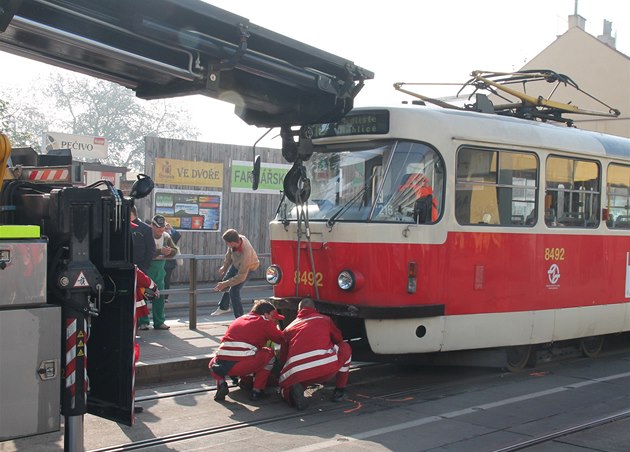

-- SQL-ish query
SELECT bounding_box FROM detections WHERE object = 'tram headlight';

[266,265,282,285]
[337,269,364,291]
[338,270,355,290]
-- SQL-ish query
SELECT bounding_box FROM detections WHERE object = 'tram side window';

[545,156,600,228]
[606,164,630,229]
[455,147,538,226]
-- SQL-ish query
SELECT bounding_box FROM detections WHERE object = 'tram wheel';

[580,335,605,358]
[505,345,532,372]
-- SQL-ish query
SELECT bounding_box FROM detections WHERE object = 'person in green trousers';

[138,214,179,330]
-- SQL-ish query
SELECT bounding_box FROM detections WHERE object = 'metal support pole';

[188,257,197,330]
[64,415,84,452]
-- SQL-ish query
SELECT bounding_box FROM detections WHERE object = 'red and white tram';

[267,103,630,368]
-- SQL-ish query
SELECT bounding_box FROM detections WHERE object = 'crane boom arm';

[0,0,373,127]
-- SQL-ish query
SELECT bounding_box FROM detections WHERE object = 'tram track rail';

[94,369,630,452]
[134,362,386,403]
[88,411,312,452]
[134,337,630,405]
[93,363,490,452]
[90,346,630,452]
[493,408,630,452]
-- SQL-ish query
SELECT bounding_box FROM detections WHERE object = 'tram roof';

[352,105,630,161]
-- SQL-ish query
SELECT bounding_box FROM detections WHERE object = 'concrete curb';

[136,356,212,386]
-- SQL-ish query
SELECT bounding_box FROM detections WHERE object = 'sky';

[0,0,628,150]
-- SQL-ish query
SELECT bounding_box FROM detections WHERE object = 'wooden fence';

[135,137,286,283]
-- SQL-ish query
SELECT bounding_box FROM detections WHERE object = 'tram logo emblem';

[547,264,561,287]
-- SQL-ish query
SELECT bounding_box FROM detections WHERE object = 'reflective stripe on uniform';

[220,341,258,350]
[216,349,257,357]
[339,355,351,372]
[283,347,336,368]
[216,340,258,358]
[279,354,339,383]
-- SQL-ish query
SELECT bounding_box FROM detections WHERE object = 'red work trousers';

[279,342,351,403]
[209,347,275,391]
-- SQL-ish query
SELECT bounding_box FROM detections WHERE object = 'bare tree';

[0,95,49,150]
[0,99,7,132]
[1,73,199,170]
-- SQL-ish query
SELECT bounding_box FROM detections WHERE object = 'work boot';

[331,388,346,403]
[214,381,229,401]
[290,384,308,411]
[249,389,269,401]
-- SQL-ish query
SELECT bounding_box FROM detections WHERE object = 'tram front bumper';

[271,296,444,319]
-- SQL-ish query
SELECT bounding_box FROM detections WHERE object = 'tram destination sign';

[311,110,389,138]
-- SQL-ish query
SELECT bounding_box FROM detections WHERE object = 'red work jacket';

[279,307,344,384]
[215,313,284,362]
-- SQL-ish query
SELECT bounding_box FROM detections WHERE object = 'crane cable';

[293,164,319,300]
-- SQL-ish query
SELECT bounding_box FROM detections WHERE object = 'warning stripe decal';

[66,318,77,408]
[28,169,69,181]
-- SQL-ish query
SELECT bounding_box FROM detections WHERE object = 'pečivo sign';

[42,132,108,159]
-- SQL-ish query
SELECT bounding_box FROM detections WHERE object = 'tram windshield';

[277,140,444,224]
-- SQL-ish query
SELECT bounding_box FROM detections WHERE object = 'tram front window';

[277,141,444,224]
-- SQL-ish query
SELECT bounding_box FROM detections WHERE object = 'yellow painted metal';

[470,70,620,117]
[0,225,41,238]
[395,71,620,119]
[0,133,11,192]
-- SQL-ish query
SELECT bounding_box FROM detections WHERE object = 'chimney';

[568,14,586,30]
[597,19,616,49]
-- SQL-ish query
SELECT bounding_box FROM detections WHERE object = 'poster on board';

[153,188,222,231]
[154,158,223,188]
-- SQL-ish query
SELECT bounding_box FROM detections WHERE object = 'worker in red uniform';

[133,267,158,414]
[135,267,158,323]
[209,299,285,402]
[278,298,352,410]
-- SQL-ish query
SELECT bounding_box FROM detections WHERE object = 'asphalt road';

[8,345,630,452]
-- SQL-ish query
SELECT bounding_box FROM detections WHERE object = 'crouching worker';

[279,298,352,410]
[209,300,285,402]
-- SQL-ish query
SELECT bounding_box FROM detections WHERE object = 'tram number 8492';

[294,271,324,287]
[544,247,565,261]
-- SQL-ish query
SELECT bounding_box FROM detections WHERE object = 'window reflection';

[277,141,444,224]
[545,156,600,228]
[455,148,538,226]
[606,164,630,228]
